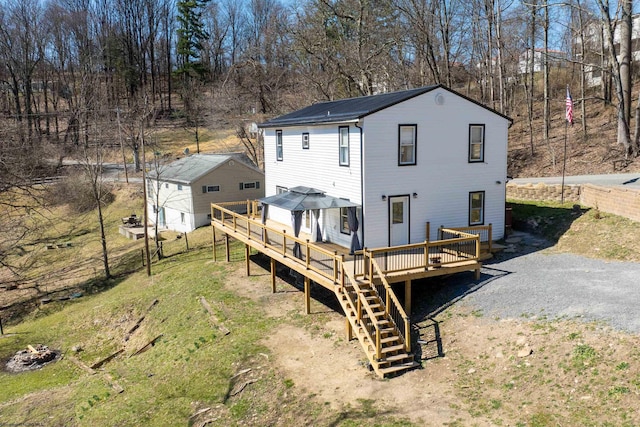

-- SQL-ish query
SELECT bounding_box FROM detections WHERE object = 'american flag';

[565,86,573,125]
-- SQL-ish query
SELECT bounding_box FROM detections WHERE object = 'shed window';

[240,181,260,190]
[302,132,309,149]
[339,126,349,166]
[276,130,283,161]
[399,124,417,165]
[177,184,183,191]
[181,212,185,224]
[469,191,485,225]
[203,185,220,193]
[469,124,485,162]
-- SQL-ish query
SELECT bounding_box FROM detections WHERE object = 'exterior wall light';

[413,192,418,198]
[381,195,387,201]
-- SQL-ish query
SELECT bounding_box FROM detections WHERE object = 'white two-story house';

[258,84,512,252]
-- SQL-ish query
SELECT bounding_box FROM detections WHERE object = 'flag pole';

[561,119,567,204]
[561,85,573,205]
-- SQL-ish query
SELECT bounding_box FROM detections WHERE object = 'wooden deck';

[210,201,486,378]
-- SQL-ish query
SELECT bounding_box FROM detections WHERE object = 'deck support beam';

[212,226,217,261]
[404,280,412,317]
[225,234,230,262]
[270,258,276,293]
[245,244,250,276]
[304,276,311,314]
[346,317,353,341]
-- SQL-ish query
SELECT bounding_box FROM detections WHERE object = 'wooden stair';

[335,276,419,378]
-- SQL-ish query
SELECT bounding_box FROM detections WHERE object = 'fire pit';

[5,344,61,373]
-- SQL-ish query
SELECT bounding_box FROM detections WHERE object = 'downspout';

[355,121,364,248]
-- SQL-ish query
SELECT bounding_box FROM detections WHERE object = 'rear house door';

[389,196,409,246]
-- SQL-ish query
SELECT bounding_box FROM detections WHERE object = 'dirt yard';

[223,254,640,426]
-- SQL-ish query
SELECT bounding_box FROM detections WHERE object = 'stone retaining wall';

[507,182,640,223]
[580,184,640,222]
[506,182,581,202]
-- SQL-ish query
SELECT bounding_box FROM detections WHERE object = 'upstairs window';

[276,186,288,194]
[469,191,485,225]
[202,185,220,193]
[339,126,349,166]
[399,124,417,166]
[276,130,283,161]
[302,132,309,149]
[469,124,485,162]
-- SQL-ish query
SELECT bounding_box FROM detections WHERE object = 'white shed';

[146,153,264,232]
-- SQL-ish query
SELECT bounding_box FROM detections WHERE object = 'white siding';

[361,89,509,247]
[263,87,509,249]
[264,124,362,247]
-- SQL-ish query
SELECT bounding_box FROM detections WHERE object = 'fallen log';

[130,334,164,357]
[199,296,230,335]
[91,349,124,369]
[125,299,159,341]
[230,378,258,396]
[67,355,96,375]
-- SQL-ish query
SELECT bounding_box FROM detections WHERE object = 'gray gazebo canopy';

[258,186,359,211]
[258,186,361,254]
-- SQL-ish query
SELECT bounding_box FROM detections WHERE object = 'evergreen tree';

[175,0,210,80]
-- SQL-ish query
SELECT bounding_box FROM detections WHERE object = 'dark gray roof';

[259,186,360,211]
[259,86,437,128]
[147,153,261,184]
[259,84,512,128]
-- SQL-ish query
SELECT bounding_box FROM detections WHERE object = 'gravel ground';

[442,231,640,334]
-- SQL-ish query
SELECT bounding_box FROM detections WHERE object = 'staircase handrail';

[370,257,411,353]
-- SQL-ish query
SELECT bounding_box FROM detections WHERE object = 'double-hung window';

[340,207,350,234]
[276,130,283,161]
[469,191,485,225]
[302,132,309,149]
[399,124,417,166]
[469,124,485,162]
[339,126,349,166]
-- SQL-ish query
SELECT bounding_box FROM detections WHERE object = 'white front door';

[389,196,409,246]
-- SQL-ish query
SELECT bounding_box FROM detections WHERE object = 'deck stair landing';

[336,272,419,377]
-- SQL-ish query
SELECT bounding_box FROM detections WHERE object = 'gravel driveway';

[442,231,640,333]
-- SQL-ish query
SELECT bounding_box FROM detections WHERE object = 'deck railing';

[341,268,384,359]
[370,258,411,353]
[440,224,492,254]
[355,230,480,278]
[211,203,341,282]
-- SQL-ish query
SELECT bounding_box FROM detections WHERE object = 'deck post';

[404,280,412,317]
[488,223,493,254]
[304,276,311,314]
[425,222,430,243]
[305,240,310,269]
[225,234,230,262]
[346,317,353,341]
[282,230,287,257]
[212,225,217,262]
[270,257,276,293]
[245,244,250,276]
[333,252,339,284]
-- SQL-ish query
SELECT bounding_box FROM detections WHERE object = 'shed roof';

[147,153,261,185]
[259,84,512,128]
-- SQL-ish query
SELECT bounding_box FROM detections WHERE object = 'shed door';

[389,196,409,246]
[158,207,166,227]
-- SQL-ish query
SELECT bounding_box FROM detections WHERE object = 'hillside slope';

[508,93,640,178]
